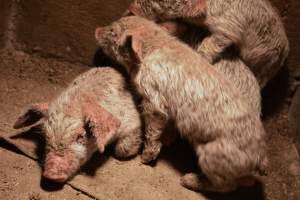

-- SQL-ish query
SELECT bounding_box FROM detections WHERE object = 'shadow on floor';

[159,138,266,200]
[0,123,267,199]
[262,66,289,118]
[202,182,265,200]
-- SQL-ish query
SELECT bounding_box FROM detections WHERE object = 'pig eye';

[111,31,117,37]
[45,145,52,153]
[76,134,85,143]
[109,28,116,36]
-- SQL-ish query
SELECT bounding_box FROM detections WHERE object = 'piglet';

[13,67,142,182]
[95,16,268,193]
[127,0,290,88]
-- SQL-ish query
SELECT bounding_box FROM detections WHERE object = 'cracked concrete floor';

[0,48,299,200]
[0,148,92,200]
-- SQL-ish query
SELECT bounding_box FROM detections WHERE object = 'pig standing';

[13,67,142,182]
[95,16,268,192]
[127,0,290,88]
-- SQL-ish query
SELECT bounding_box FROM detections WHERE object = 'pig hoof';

[114,145,139,159]
[114,132,142,159]
[140,143,161,164]
[180,173,202,191]
[140,151,158,164]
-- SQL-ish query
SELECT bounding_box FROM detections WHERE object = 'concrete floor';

[0,48,299,200]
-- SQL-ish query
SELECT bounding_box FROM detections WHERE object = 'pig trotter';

[197,33,232,64]
[181,173,237,193]
[114,127,142,158]
[141,99,167,164]
[180,173,203,192]
[140,141,162,164]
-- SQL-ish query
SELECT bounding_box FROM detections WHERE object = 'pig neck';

[184,16,206,27]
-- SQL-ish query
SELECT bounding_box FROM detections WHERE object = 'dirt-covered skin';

[13,67,143,183]
[95,16,269,193]
[127,0,289,88]
[0,48,299,199]
[159,21,261,115]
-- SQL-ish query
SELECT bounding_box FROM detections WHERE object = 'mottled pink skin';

[43,151,76,182]
[127,0,290,88]
[81,93,121,153]
[13,68,143,183]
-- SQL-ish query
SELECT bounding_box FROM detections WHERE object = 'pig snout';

[43,151,75,182]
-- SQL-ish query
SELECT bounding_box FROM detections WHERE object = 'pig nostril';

[127,11,135,16]
[43,161,70,182]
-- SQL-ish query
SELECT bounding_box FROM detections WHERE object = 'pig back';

[179,27,261,114]
[213,59,261,115]
[70,67,142,136]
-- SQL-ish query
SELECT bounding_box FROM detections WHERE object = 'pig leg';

[140,99,168,164]
[195,17,243,64]
[196,33,232,64]
[114,127,142,158]
[180,173,237,193]
[160,122,178,147]
[181,141,248,192]
[181,173,256,192]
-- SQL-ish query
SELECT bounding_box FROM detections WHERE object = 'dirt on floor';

[0,48,299,200]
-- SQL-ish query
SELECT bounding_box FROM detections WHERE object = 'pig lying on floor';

[13,67,143,182]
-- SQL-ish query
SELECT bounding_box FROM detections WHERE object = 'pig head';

[127,0,206,20]
[13,98,121,182]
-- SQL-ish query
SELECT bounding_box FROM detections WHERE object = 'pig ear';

[13,103,48,129]
[83,101,121,153]
[128,0,141,16]
[120,31,143,64]
[185,0,207,17]
[159,21,188,37]
[95,27,104,42]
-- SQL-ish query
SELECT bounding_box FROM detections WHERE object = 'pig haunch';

[14,67,143,182]
[159,21,261,114]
